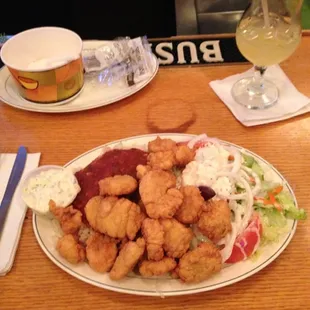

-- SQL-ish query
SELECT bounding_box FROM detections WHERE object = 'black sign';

[149,36,248,66]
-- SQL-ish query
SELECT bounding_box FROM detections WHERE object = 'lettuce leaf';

[276,192,307,220]
[257,208,290,243]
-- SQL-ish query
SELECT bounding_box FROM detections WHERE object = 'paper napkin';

[209,65,310,126]
[0,153,40,276]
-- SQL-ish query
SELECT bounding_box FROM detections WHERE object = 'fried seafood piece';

[148,137,177,152]
[139,257,177,277]
[160,218,193,258]
[139,170,176,205]
[175,242,222,283]
[147,150,176,170]
[197,200,232,243]
[109,238,145,280]
[139,170,183,219]
[85,196,145,240]
[99,175,138,196]
[49,200,82,235]
[175,145,195,166]
[57,234,85,264]
[142,218,164,261]
[147,137,195,169]
[147,188,183,219]
[175,186,205,224]
[136,164,152,180]
[118,237,129,251]
[86,232,118,273]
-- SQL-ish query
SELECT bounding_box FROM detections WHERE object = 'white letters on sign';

[151,39,226,65]
[177,41,200,64]
[155,42,174,65]
[199,40,224,62]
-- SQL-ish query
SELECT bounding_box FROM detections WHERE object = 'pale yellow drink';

[236,15,301,66]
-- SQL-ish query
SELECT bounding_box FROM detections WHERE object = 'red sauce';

[73,148,148,215]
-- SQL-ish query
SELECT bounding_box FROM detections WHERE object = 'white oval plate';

[0,41,159,113]
[32,134,297,297]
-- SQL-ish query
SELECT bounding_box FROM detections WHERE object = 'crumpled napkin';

[0,153,40,276]
[209,65,310,126]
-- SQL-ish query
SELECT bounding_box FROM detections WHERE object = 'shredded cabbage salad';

[183,134,306,263]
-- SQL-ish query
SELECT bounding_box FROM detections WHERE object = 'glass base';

[231,77,279,110]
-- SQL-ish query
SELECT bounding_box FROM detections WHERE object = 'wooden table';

[0,36,309,310]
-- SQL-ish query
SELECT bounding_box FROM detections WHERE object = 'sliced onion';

[230,149,242,174]
[235,176,254,235]
[219,223,238,263]
[241,166,261,196]
[187,134,208,149]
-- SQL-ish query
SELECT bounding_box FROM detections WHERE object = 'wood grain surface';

[0,37,309,310]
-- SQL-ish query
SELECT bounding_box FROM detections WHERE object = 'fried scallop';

[85,196,144,240]
[57,234,85,264]
[136,164,152,180]
[176,242,222,283]
[139,170,183,219]
[99,175,138,196]
[146,188,184,219]
[49,200,82,235]
[197,200,232,243]
[142,218,164,261]
[148,137,177,153]
[86,232,118,273]
[175,145,195,166]
[147,137,195,169]
[160,218,193,258]
[147,150,176,170]
[175,186,205,224]
[109,238,145,281]
[139,257,177,277]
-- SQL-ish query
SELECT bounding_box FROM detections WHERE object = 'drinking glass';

[231,0,303,109]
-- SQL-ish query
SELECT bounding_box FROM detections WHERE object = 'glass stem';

[248,66,267,96]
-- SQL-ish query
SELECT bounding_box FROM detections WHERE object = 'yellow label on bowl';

[8,56,84,103]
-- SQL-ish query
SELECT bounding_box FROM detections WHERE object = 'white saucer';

[0,40,159,113]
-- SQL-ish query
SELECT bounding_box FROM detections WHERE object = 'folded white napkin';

[209,65,310,126]
[0,153,40,276]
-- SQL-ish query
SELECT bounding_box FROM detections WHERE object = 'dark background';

[0,1,176,39]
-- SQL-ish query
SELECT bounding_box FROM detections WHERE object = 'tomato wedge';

[225,214,263,264]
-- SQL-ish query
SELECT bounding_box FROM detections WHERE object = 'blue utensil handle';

[0,146,27,237]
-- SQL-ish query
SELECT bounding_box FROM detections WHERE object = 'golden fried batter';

[85,196,144,240]
[197,200,232,243]
[139,170,183,219]
[109,238,145,280]
[136,164,152,180]
[146,188,183,219]
[147,150,176,170]
[49,200,82,235]
[160,218,193,258]
[86,232,118,273]
[147,137,194,169]
[148,137,177,152]
[175,145,195,166]
[99,175,138,196]
[57,234,85,264]
[142,218,164,261]
[175,186,205,224]
[127,202,146,240]
[139,257,177,277]
[139,170,176,205]
[176,242,222,283]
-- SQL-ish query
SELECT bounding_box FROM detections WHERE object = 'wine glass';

[231,0,303,110]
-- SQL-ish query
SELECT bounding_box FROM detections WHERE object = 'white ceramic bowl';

[20,165,80,217]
